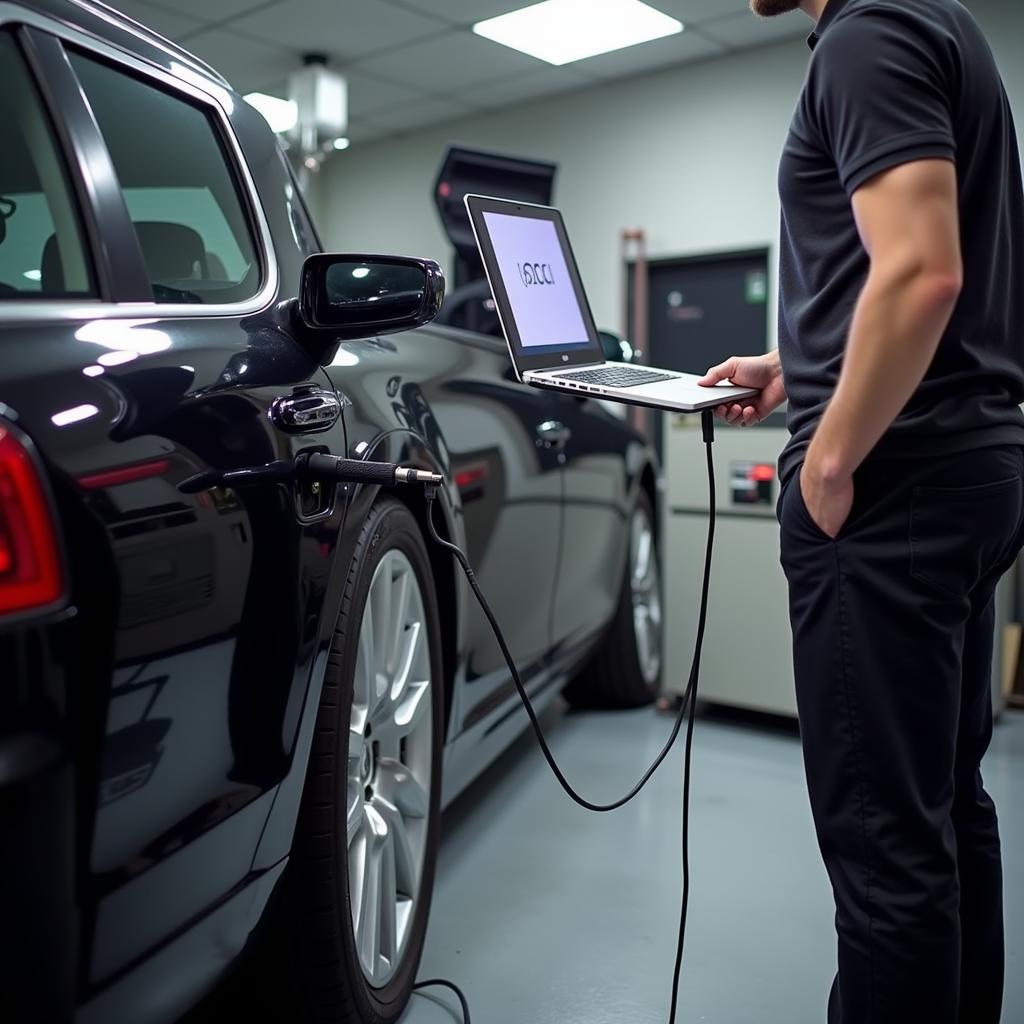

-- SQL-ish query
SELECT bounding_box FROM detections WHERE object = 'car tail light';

[0,424,64,616]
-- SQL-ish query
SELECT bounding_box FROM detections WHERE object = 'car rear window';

[69,51,261,306]
[0,33,94,299]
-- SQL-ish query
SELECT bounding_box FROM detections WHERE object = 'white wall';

[311,0,1024,343]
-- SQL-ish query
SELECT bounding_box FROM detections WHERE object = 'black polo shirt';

[777,0,1024,485]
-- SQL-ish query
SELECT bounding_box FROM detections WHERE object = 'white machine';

[663,412,798,716]
[662,412,1014,718]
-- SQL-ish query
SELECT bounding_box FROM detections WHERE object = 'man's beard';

[750,0,801,15]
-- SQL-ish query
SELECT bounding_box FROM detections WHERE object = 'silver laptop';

[465,194,759,413]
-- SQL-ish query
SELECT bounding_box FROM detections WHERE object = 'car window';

[0,33,94,299]
[69,51,260,305]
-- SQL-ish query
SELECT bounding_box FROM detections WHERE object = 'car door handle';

[270,387,342,434]
[535,420,572,450]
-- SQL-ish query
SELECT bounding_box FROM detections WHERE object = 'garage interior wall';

[310,0,1024,345]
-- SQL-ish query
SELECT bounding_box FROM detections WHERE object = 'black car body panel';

[330,324,649,796]
[0,3,658,1021]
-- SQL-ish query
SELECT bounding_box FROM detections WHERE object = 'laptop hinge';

[535,360,604,375]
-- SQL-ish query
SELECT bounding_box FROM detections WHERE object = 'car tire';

[281,498,444,1024]
[563,490,662,710]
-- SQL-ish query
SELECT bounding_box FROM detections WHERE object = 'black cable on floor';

[669,416,716,1021]
[412,979,472,1023]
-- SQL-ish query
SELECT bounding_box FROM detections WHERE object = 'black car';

[0,3,663,1022]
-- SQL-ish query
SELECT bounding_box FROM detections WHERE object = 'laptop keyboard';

[554,366,675,388]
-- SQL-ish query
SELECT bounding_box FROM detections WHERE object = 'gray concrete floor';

[403,704,1024,1024]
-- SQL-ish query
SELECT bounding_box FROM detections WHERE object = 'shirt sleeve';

[806,10,957,196]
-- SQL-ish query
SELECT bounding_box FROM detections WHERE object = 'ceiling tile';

[466,66,594,110]
[144,0,266,24]
[645,0,752,25]
[698,9,810,49]
[363,94,476,132]
[352,27,546,90]
[244,75,288,97]
[384,0,537,26]
[182,28,295,93]
[233,0,446,59]
[344,116,397,143]
[573,24,724,79]
[398,0,756,30]
[344,70,430,117]
[104,0,205,39]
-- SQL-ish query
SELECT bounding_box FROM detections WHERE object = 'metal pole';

[621,228,649,436]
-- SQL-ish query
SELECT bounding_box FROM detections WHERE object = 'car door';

[442,352,564,730]
[546,393,635,654]
[0,26,347,999]
[338,329,564,744]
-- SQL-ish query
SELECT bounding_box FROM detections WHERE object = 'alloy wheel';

[347,550,434,988]
[630,505,662,685]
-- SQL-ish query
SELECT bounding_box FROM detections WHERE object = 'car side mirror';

[299,254,445,342]
[598,329,636,364]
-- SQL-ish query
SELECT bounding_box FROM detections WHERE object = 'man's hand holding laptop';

[699,350,786,426]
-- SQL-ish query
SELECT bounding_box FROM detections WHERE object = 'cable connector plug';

[297,453,444,488]
[701,407,715,444]
[396,467,444,486]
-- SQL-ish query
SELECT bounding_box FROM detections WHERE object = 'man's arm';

[801,158,963,535]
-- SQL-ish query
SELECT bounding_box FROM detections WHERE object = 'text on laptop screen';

[481,211,591,349]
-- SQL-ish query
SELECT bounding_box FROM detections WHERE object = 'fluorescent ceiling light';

[473,0,682,66]
[244,92,298,134]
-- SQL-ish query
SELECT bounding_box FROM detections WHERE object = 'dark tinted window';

[70,52,260,305]
[0,34,94,299]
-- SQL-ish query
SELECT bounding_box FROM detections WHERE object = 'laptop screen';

[481,212,591,350]
[466,195,604,375]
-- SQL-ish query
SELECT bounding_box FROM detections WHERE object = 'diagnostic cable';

[351,411,717,1023]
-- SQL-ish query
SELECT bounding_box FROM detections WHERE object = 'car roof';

[16,0,233,94]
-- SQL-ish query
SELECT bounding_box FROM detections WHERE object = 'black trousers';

[779,444,1024,1024]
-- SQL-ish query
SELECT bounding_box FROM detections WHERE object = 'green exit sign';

[746,271,767,304]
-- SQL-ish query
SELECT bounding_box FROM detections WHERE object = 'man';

[698,0,1024,1021]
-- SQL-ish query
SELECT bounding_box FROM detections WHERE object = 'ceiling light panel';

[473,0,683,66]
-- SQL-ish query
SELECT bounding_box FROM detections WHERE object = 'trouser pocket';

[910,462,1024,599]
